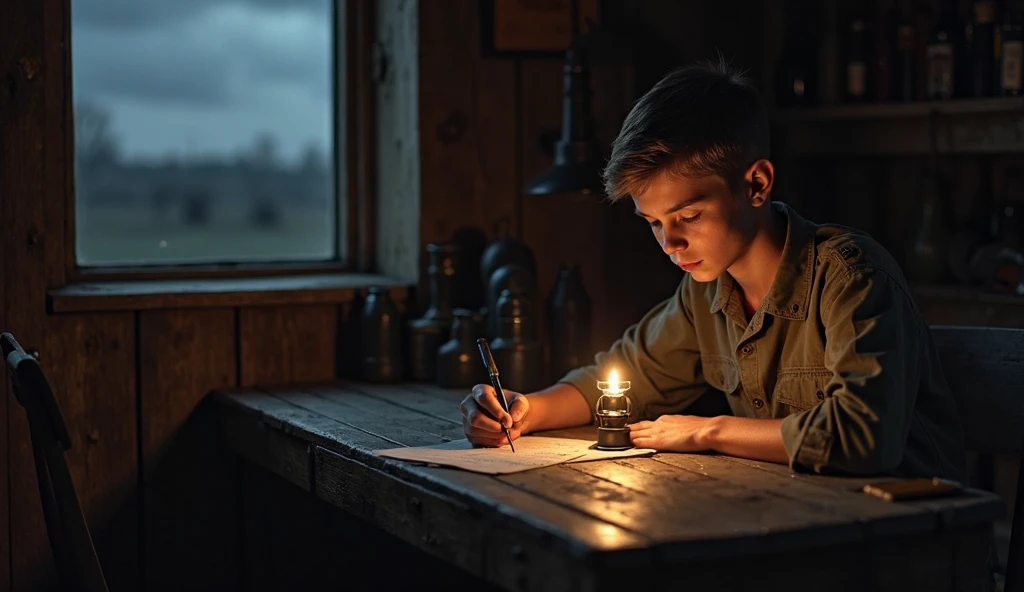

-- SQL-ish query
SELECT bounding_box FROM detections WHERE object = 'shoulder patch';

[836,244,860,261]
[824,238,873,273]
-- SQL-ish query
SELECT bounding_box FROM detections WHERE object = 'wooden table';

[215,381,1004,592]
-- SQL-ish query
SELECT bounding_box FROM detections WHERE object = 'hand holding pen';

[476,339,516,452]
[457,339,531,450]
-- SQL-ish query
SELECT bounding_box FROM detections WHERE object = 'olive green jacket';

[562,202,967,479]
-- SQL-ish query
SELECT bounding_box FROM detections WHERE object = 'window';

[70,0,341,267]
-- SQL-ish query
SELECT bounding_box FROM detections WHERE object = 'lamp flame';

[608,369,619,393]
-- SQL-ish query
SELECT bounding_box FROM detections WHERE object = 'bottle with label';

[895,0,917,101]
[926,1,959,99]
[970,0,998,97]
[847,16,870,101]
[1001,1,1024,95]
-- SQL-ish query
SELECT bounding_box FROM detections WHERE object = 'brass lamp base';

[596,426,633,451]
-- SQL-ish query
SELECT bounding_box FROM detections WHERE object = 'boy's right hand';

[461,384,531,447]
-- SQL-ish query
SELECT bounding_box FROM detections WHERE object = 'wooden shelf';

[772,97,1024,156]
[47,273,413,313]
[775,97,1024,123]
[910,283,1024,329]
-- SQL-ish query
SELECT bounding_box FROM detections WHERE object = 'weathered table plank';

[348,382,466,424]
[216,387,657,580]
[215,382,1003,592]
[308,385,465,440]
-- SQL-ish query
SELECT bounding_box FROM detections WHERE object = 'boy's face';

[632,166,763,283]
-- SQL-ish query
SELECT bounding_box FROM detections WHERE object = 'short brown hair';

[602,57,769,202]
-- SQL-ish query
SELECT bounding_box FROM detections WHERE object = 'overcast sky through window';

[71,0,332,166]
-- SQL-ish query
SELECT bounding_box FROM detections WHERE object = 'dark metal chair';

[931,326,1024,592]
[2,332,108,592]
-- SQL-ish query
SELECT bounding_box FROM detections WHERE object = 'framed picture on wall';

[480,0,601,58]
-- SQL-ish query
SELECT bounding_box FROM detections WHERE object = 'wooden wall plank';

[239,305,338,387]
[416,0,518,312]
[2,0,78,588]
[139,309,239,592]
[0,295,8,588]
[8,315,138,591]
[374,0,421,281]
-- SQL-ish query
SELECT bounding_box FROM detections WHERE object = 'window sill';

[47,273,413,313]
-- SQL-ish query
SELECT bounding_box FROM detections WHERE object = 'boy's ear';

[745,159,774,206]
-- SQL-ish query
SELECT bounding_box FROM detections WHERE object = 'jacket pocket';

[772,369,832,414]
[703,356,740,395]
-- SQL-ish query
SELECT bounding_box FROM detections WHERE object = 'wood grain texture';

[413,0,518,319]
[304,385,465,441]
[239,305,338,387]
[1,0,49,584]
[139,309,238,592]
[0,171,9,590]
[374,0,421,281]
[48,274,408,313]
[8,315,138,591]
[220,387,647,557]
[418,0,518,240]
[218,383,1003,590]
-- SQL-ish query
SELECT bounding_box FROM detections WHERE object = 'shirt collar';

[710,201,816,321]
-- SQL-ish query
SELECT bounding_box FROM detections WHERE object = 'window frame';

[62,0,375,282]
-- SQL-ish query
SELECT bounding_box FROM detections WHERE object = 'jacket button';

[816,390,825,401]
[741,344,754,356]
[752,398,764,409]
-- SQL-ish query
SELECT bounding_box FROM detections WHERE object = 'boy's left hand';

[628,415,711,452]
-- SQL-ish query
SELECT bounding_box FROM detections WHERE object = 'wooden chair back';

[930,325,1024,592]
[1,332,108,592]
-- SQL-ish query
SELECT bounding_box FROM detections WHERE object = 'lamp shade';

[523,1,604,196]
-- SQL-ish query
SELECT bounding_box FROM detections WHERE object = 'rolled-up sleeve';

[781,267,921,475]
[558,279,708,422]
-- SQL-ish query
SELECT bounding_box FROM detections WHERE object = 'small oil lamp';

[595,369,633,450]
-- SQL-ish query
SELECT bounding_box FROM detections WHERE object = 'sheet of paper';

[375,436,656,475]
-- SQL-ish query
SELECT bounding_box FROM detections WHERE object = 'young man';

[460,60,966,480]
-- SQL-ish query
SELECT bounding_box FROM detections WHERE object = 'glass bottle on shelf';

[773,0,819,107]
[926,0,959,99]
[906,167,951,284]
[359,287,403,383]
[993,171,1024,250]
[970,0,998,97]
[490,289,545,394]
[847,15,870,101]
[895,0,917,101]
[407,243,458,382]
[872,0,895,102]
[905,114,950,285]
[546,264,592,383]
[1000,1,1024,95]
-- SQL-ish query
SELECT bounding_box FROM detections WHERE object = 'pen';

[476,338,516,452]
